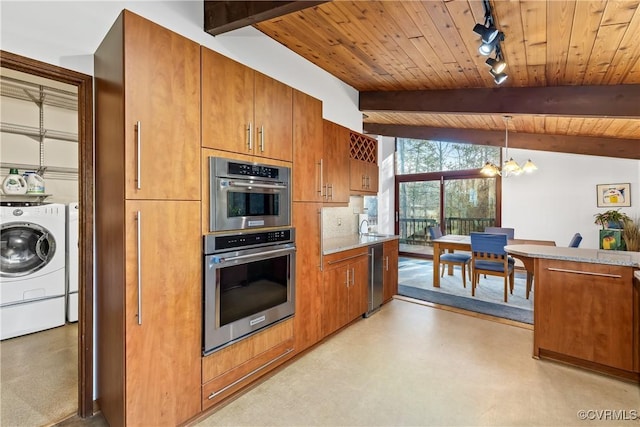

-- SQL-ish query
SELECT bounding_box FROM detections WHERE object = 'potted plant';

[593,209,631,229]
[622,218,639,252]
[595,209,631,250]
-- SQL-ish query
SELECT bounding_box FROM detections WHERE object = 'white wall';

[0,1,361,130]
[502,148,639,249]
[377,136,396,235]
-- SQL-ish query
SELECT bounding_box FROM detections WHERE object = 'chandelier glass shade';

[480,116,537,177]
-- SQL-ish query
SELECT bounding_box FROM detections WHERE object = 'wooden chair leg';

[509,271,515,294]
[461,263,466,288]
[503,277,508,302]
[471,271,476,296]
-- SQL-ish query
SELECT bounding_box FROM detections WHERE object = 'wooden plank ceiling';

[207,1,640,159]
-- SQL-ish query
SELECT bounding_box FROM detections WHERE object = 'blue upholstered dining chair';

[470,232,515,302]
[484,227,515,239]
[568,233,582,248]
[429,226,472,288]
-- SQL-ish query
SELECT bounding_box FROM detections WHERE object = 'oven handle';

[210,247,295,265]
[227,181,287,190]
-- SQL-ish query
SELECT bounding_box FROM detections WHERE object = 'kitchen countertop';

[323,234,400,255]
[505,244,640,268]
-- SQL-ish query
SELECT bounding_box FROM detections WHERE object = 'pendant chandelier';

[480,116,537,177]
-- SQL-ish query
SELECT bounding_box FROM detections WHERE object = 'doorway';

[0,51,94,421]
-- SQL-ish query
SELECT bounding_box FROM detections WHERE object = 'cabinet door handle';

[385,255,389,271]
[135,121,141,190]
[259,125,265,152]
[546,267,622,279]
[346,268,350,287]
[317,159,323,196]
[318,208,323,271]
[247,122,253,151]
[136,210,142,325]
[351,267,355,286]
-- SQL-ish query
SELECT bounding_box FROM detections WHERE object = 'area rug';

[398,257,533,324]
[398,285,533,324]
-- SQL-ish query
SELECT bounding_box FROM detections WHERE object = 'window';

[395,139,500,257]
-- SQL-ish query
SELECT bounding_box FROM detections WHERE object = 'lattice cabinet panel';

[349,131,377,164]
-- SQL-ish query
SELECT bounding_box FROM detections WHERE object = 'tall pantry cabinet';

[94,10,201,427]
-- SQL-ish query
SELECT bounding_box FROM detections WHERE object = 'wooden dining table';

[432,234,556,294]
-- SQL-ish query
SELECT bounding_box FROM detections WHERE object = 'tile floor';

[5,300,639,427]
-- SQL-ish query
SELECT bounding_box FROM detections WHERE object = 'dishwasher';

[365,243,384,317]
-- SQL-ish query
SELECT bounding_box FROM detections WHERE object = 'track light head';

[485,56,506,74]
[490,69,508,84]
[473,23,499,44]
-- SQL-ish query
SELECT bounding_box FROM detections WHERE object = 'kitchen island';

[505,245,640,381]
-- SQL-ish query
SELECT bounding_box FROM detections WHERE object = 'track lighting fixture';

[486,57,506,74]
[490,69,508,84]
[473,0,508,84]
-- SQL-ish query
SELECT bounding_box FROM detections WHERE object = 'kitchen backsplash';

[322,196,368,239]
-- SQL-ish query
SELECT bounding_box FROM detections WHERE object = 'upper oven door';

[211,177,290,232]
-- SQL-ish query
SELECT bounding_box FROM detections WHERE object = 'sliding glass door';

[395,138,501,257]
[443,178,496,235]
[397,176,497,256]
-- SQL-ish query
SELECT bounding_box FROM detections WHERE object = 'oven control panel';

[227,162,281,180]
[204,228,294,254]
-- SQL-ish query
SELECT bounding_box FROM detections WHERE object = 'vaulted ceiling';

[205,1,640,159]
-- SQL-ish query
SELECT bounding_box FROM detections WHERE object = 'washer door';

[0,222,56,277]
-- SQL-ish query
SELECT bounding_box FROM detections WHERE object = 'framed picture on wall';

[596,183,631,207]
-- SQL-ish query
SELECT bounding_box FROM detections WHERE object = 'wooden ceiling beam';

[360,85,640,118]
[204,1,328,36]
[363,124,640,160]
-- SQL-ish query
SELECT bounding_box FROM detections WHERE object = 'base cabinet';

[201,320,294,410]
[383,240,399,302]
[292,202,323,352]
[534,259,638,376]
[322,248,369,337]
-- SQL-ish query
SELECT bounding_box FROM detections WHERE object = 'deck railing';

[398,217,495,245]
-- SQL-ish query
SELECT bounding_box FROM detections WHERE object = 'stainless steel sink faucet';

[359,219,369,236]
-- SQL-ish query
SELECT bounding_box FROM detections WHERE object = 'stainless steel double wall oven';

[203,156,295,355]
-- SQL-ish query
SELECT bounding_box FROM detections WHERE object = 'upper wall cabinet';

[322,120,350,204]
[349,131,378,194]
[292,90,323,202]
[201,48,293,162]
[95,10,201,201]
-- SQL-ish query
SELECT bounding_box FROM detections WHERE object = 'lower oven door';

[203,243,295,355]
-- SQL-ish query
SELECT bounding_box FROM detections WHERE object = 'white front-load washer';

[0,203,66,340]
[66,202,79,322]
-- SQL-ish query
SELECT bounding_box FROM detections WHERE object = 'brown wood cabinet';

[349,131,378,194]
[292,91,324,202]
[534,258,639,378]
[322,248,369,337]
[201,47,293,162]
[292,202,323,352]
[383,239,399,303]
[349,159,379,194]
[201,320,294,410]
[95,10,201,426]
[322,120,350,204]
